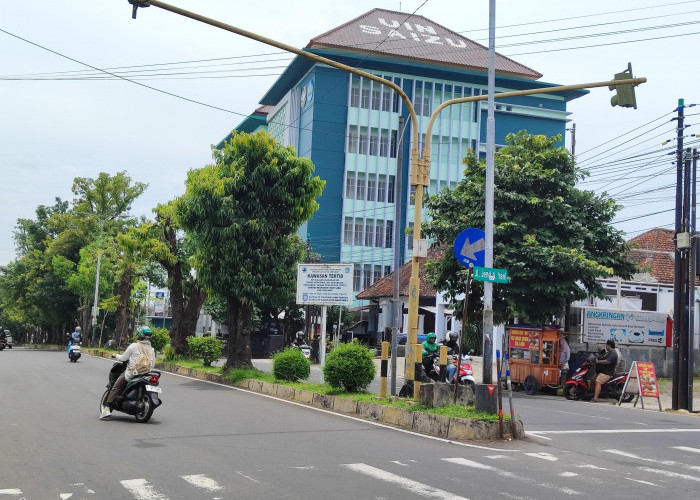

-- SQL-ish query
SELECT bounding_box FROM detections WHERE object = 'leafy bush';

[272,347,310,382]
[162,344,178,362]
[323,341,376,392]
[187,336,223,367]
[149,327,171,353]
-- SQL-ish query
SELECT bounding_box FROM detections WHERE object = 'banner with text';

[582,307,668,346]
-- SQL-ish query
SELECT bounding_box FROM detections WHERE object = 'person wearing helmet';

[67,326,82,353]
[101,326,155,419]
[442,331,460,382]
[421,332,439,375]
[292,330,306,347]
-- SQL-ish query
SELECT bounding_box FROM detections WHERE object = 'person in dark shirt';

[592,339,618,402]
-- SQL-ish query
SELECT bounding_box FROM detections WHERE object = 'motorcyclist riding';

[292,330,306,347]
[67,326,82,353]
[421,332,439,376]
[442,331,460,382]
[100,326,155,420]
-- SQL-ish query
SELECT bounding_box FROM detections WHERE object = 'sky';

[1,0,698,266]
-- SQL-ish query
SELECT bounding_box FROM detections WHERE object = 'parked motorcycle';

[68,340,81,362]
[422,350,477,390]
[0,337,5,351]
[100,360,163,423]
[563,353,633,403]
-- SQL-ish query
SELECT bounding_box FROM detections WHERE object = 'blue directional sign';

[453,228,485,268]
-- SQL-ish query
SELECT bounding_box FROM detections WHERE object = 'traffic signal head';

[609,63,637,109]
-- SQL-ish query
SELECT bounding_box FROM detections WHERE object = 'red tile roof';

[308,8,542,80]
[356,247,442,300]
[627,228,675,284]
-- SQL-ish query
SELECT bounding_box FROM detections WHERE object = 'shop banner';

[618,360,662,411]
[508,327,539,349]
[582,307,668,346]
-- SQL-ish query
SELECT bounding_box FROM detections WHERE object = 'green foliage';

[322,341,376,392]
[187,336,223,366]
[149,327,170,353]
[423,131,637,325]
[162,344,179,362]
[272,347,311,382]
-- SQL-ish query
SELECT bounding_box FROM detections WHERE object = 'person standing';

[559,332,570,386]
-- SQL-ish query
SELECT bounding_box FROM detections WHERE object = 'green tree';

[423,131,637,326]
[177,131,324,369]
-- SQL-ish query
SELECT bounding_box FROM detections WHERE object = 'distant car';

[397,334,427,345]
[5,331,12,348]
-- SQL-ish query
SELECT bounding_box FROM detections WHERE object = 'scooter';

[433,351,477,390]
[100,360,163,423]
[68,340,81,362]
[563,353,633,403]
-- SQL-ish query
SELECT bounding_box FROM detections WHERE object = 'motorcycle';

[68,340,81,362]
[422,350,477,390]
[0,337,5,351]
[100,360,163,423]
[293,342,311,360]
[563,353,633,403]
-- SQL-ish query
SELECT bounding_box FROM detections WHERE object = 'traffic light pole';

[128,0,646,402]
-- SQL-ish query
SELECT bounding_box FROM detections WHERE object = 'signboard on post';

[473,266,508,284]
[582,308,669,346]
[296,263,354,306]
[618,360,662,411]
[453,228,485,268]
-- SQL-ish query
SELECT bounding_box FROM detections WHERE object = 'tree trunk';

[225,295,253,370]
[114,264,132,348]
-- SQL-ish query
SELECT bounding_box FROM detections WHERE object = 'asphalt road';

[2,348,700,500]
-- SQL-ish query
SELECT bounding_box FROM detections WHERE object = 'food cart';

[506,325,564,395]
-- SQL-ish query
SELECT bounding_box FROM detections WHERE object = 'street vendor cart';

[506,325,564,395]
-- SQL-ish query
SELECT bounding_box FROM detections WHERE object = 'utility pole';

[305,235,311,343]
[391,116,405,396]
[673,99,685,410]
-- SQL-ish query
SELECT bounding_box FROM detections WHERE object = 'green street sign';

[473,266,508,284]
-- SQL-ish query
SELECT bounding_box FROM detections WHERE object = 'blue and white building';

[220,8,585,305]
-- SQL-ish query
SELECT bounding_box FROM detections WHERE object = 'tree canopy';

[177,131,324,369]
[423,131,637,326]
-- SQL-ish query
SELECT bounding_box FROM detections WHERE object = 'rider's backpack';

[133,343,153,375]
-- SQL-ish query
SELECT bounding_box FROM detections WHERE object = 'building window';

[348,132,358,153]
[369,136,379,156]
[378,178,386,202]
[356,177,366,201]
[345,176,355,199]
[385,220,393,248]
[371,89,381,110]
[363,264,372,290]
[373,267,382,284]
[375,221,384,248]
[384,265,391,276]
[350,86,360,107]
[354,221,364,246]
[407,222,414,250]
[344,219,353,244]
[381,90,392,112]
[390,130,398,158]
[353,267,362,291]
[359,134,369,154]
[365,222,374,247]
[361,88,370,109]
[388,175,395,204]
[367,179,376,201]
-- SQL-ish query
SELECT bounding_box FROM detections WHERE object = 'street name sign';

[296,263,354,306]
[472,266,508,284]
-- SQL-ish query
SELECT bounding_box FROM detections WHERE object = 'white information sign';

[296,263,354,306]
[582,307,668,346]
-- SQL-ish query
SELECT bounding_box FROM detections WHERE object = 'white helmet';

[75,326,81,333]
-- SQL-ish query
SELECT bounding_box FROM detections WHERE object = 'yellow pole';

[379,341,389,398]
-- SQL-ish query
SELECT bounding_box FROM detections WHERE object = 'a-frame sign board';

[618,361,662,411]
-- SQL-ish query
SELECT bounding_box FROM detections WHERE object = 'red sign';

[508,328,540,349]
[487,385,495,396]
[636,362,659,397]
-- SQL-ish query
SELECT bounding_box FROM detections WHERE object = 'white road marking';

[344,463,470,500]
[560,472,578,477]
[625,478,660,486]
[235,471,259,483]
[485,454,510,459]
[443,458,580,495]
[524,452,558,461]
[528,428,700,436]
[289,466,316,470]
[390,460,417,466]
[674,446,700,454]
[604,449,700,472]
[60,494,73,499]
[181,474,223,492]
[639,466,700,482]
[0,490,22,495]
[120,478,169,500]
[576,464,614,471]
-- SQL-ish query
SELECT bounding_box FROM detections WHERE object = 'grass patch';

[165,357,224,373]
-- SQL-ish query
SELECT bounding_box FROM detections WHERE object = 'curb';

[87,351,523,441]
